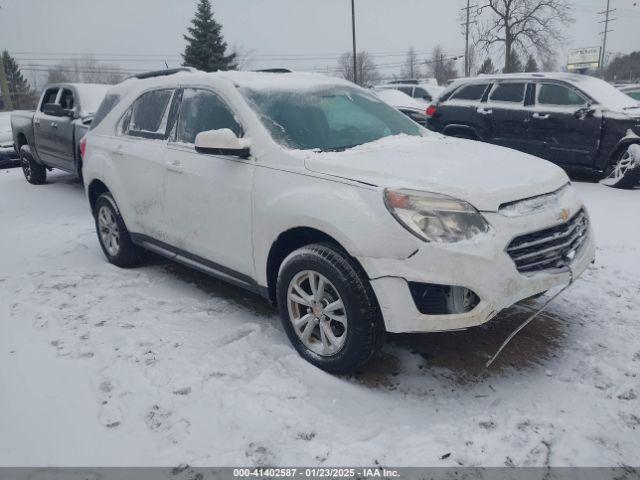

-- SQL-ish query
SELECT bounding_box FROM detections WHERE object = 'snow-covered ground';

[0,166,638,468]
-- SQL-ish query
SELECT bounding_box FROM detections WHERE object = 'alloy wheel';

[286,270,348,356]
[97,205,121,257]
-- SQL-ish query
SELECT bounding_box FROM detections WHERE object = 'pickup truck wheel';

[20,146,46,185]
[93,193,143,268]
[277,243,384,374]
[601,144,640,189]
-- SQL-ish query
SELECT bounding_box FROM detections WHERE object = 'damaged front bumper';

[358,191,596,333]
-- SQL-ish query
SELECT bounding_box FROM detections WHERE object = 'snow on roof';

[216,70,354,91]
[72,83,111,115]
[375,89,426,111]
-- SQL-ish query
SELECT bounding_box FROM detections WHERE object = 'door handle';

[532,113,550,120]
[34,120,41,127]
[51,122,58,128]
[166,160,184,173]
[477,107,493,115]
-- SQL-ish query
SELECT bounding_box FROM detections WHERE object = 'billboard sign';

[567,47,601,70]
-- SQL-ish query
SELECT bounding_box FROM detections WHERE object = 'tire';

[93,192,143,268]
[20,145,46,185]
[600,144,640,189]
[276,243,384,374]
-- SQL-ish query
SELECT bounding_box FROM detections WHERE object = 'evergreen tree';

[504,51,524,73]
[182,0,237,72]
[525,55,539,72]
[477,58,496,75]
[1,50,35,110]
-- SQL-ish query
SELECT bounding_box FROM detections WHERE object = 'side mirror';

[194,129,251,158]
[574,105,595,119]
[43,103,64,117]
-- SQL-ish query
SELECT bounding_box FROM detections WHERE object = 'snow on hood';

[302,135,569,212]
[575,76,640,112]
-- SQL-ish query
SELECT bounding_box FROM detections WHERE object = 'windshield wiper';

[322,144,363,152]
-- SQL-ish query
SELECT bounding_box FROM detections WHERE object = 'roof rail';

[128,67,195,80]
[253,68,292,73]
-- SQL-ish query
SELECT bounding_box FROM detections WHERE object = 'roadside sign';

[567,47,601,70]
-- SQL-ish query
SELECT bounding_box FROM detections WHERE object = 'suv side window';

[397,87,413,96]
[174,89,242,145]
[59,89,75,110]
[41,88,59,111]
[450,83,489,101]
[489,83,526,103]
[123,89,175,139]
[413,87,432,101]
[537,83,586,107]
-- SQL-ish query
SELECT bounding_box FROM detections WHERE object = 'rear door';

[437,82,491,137]
[33,87,60,164]
[482,81,532,153]
[529,82,602,167]
[50,88,76,169]
[110,88,177,239]
[163,87,255,279]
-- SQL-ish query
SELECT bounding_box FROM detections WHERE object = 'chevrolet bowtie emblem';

[558,208,571,222]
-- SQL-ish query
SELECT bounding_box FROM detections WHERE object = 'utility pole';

[351,0,358,85]
[598,0,616,77]
[461,0,477,78]
[0,54,13,111]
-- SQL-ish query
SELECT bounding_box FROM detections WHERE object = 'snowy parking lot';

[0,166,638,468]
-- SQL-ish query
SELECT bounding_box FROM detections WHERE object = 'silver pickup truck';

[11,83,109,184]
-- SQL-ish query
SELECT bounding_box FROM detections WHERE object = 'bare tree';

[400,46,421,80]
[336,51,381,87]
[46,56,125,85]
[475,0,573,73]
[427,45,458,85]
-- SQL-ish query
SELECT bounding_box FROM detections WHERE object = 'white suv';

[83,69,595,373]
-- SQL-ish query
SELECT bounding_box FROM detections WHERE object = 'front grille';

[507,209,589,274]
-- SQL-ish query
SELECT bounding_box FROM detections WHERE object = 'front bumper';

[359,192,596,333]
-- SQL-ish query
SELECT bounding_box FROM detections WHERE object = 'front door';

[528,82,602,167]
[164,88,255,279]
[33,87,60,165]
[50,88,76,170]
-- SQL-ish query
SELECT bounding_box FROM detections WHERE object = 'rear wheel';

[600,144,640,189]
[94,193,143,267]
[20,146,46,185]
[276,243,384,374]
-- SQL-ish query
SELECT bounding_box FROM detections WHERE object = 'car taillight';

[79,135,87,159]
[426,105,437,118]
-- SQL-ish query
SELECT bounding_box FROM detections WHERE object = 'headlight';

[384,189,491,243]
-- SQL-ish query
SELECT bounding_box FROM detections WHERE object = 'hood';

[303,135,569,212]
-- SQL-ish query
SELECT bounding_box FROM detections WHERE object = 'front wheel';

[600,144,640,189]
[276,244,384,374]
[20,145,46,185]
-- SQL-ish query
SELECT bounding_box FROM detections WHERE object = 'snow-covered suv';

[83,69,595,373]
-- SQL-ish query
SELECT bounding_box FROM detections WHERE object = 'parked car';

[83,70,595,374]
[11,83,110,184]
[375,88,429,126]
[377,80,444,104]
[0,111,18,165]
[619,84,640,101]
[426,73,640,189]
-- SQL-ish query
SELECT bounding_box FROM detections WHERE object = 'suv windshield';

[242,86,423,151]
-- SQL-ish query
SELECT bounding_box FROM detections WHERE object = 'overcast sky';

[1,0,640,85]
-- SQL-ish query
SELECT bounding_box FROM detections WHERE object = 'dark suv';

[427,73,640,189]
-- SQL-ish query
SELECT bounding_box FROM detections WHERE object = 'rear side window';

[537,84,586,106]
[174,89,242,144]
[398,87,413,96]
[413,87,432,101]
[40,88,59,111]
[489,83,526,103]
[124,89,175,139]
[90,94,121,130]
[451,83,489,101]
